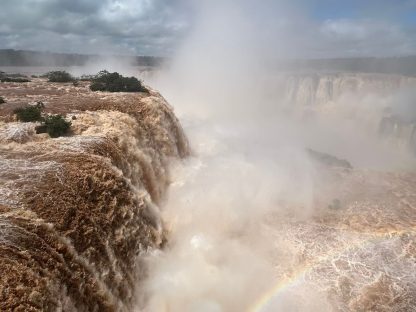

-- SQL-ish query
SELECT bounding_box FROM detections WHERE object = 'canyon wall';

[278,72,416,155]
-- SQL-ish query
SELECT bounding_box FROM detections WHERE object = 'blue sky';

[309,0,416,20]
[404,10,416,24]
[0,0,415,57]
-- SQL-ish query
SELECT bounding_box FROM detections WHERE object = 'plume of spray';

[137,1,416,311]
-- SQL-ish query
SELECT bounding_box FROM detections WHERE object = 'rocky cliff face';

[282,72,416,107]
[278,72,416,155]
[379,114,416,156]
[0,79,188,311]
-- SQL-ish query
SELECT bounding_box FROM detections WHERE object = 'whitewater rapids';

[139,71,416,312]
[0,79,188,311]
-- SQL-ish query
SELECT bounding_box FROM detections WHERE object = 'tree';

[14,101,71,138]
[41,115,72,138]
[14,102,44,122]
[46,71,74,82]
[1,77,30,82]
[89,70,148,92]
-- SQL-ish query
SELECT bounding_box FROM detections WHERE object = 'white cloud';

[318,19,415,57]
[0,0,415,57]
[321,19,369,40]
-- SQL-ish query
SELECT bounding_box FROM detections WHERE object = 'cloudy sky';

[0,0,415,57]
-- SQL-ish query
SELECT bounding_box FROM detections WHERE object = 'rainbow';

[248,227,416,312]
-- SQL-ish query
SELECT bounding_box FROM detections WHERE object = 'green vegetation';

[37,115,71,138]
[1,77,31,83]
[13,102,44,122]
[0,71,30,82]
[0,96,5,104]
[14,101,71,138]
[46,71,74,82]
[89,70,147,92]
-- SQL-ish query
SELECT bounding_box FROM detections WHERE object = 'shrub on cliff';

[1,77,31,83]
[37,115,71,138]
[46,71,74,82]
[14,102,44,122]
[0,72,30,82]
[14,102,71,137]
[89,70,148,92]
[0,96,5,104]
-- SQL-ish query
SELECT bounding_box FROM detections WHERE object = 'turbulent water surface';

[140,71,416,311]
[0,72,416,312]
[0,78,188,311]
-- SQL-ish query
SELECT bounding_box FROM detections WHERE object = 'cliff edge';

[0,78,189,311]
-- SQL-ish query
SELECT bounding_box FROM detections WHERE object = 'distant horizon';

[2,48,416,61]
[2,48,416,78]
[0,48,164,59]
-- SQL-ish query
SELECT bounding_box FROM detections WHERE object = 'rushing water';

[1,66,415,311]
[137,69,416,311]
[0,81,189,311]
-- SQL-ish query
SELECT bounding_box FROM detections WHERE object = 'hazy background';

[134,1,416,311]
[1,1,416,311]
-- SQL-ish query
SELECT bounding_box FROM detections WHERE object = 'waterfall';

[0,89,189,311]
